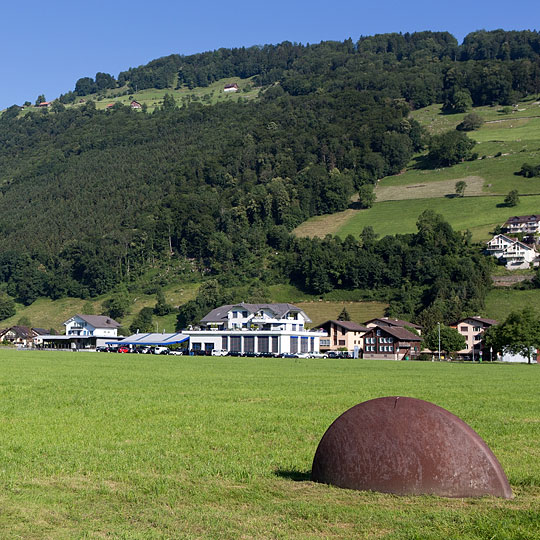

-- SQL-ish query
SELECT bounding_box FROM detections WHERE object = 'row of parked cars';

[96,345,184,355]
[207,349,330,358]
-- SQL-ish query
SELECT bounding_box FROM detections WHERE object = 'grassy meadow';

[0,351,537,538]
[294,96,540,242]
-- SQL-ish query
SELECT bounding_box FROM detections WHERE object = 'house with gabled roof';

[486,234,537,269]
[184,302,326,356]
[502,215,540,235]
[0,326,48,348]
[362,325,422,361]
[317,320,369,352]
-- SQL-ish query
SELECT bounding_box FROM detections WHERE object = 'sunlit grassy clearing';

[335,194,540,241]
[0,352,537,538]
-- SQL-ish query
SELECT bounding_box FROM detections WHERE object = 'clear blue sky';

[1,0,538,109]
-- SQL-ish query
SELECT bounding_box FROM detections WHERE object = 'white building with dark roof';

[184,302,327,355]
[485,234,537,269]
[36,314,122,350]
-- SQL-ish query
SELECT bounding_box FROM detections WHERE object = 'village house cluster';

[0,303,524,361]
[486,215,540,269]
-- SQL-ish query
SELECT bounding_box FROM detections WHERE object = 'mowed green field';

[0,352,537,539]
[337,194,540,241]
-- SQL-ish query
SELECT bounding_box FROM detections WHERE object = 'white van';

[211,349,228,356]
[153,346,170,355]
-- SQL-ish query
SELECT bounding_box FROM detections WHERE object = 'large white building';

[183,302,327,355]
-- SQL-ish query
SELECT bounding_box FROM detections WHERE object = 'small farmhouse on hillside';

[223,83,239,92]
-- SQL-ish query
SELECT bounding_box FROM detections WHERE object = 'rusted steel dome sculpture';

[312,397,512,498]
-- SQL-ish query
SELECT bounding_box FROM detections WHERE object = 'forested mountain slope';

[1,29,540,328]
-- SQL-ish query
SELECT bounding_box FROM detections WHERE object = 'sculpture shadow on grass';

[274,469,311,482]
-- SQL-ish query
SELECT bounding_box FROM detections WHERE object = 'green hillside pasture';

[485,288,540,320]
[1,283,200,332]
[410,99,540,136]
[87,77,258,112]
[336,194,540,241]
[378,145,540,196]
[0,352,537,538]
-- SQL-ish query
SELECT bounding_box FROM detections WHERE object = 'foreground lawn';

[0,352,537,538]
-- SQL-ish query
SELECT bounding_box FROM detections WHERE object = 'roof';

[504,215,540,224]
[200,303,311,324]
[106,332,189,346]
[455,316,498,326]
[32,328,49,335]
[0,326,34,339]
[367,325,421,341]
[486,234,514,245]
[364,317,422,329]
[65,315,121,328]
[319,320,369,332]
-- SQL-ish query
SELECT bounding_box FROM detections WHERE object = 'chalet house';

[362,325,421,361]
[223,83,239,92]
[502,215,540,235]
[453,316,498,358]
[36,315,121,350]
[364,317,423,336]
[130,100,142,109]
[0,326,48,348]
[486,234,537,269]
[36,101,51,107]
[317,320,369,352]
[183,302,326,355]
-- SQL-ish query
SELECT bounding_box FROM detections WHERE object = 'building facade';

[362,325,421,361]
[453,316,498,358]
[317,320,369,352]
[183,303,327,355]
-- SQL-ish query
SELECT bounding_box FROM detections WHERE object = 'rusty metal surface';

[311,397,513,498]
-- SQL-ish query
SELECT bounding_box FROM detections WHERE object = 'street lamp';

[438,322,441,362]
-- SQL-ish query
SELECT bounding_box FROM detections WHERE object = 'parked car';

[280,352,299,358]
[152,346,170,355]
[211,349,228,356]
[117,346,130,353]
[309,352,329,358]
[96,346,110,352]
[168,349,184,356]
[135,346,152,354]
[227,351,243,357]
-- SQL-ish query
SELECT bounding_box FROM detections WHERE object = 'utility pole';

[438,322,441,362]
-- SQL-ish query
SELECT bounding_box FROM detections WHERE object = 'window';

[242,311,248,318]
[338,340,345,346]
[460,326,468,332]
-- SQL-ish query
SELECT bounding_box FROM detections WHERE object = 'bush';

[456,112,484,131]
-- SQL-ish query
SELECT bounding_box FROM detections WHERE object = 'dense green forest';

[1,29,539,328]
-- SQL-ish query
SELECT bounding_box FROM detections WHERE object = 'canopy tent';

[106,332,189,346]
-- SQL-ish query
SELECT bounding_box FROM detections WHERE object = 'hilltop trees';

[427,131,476,167]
